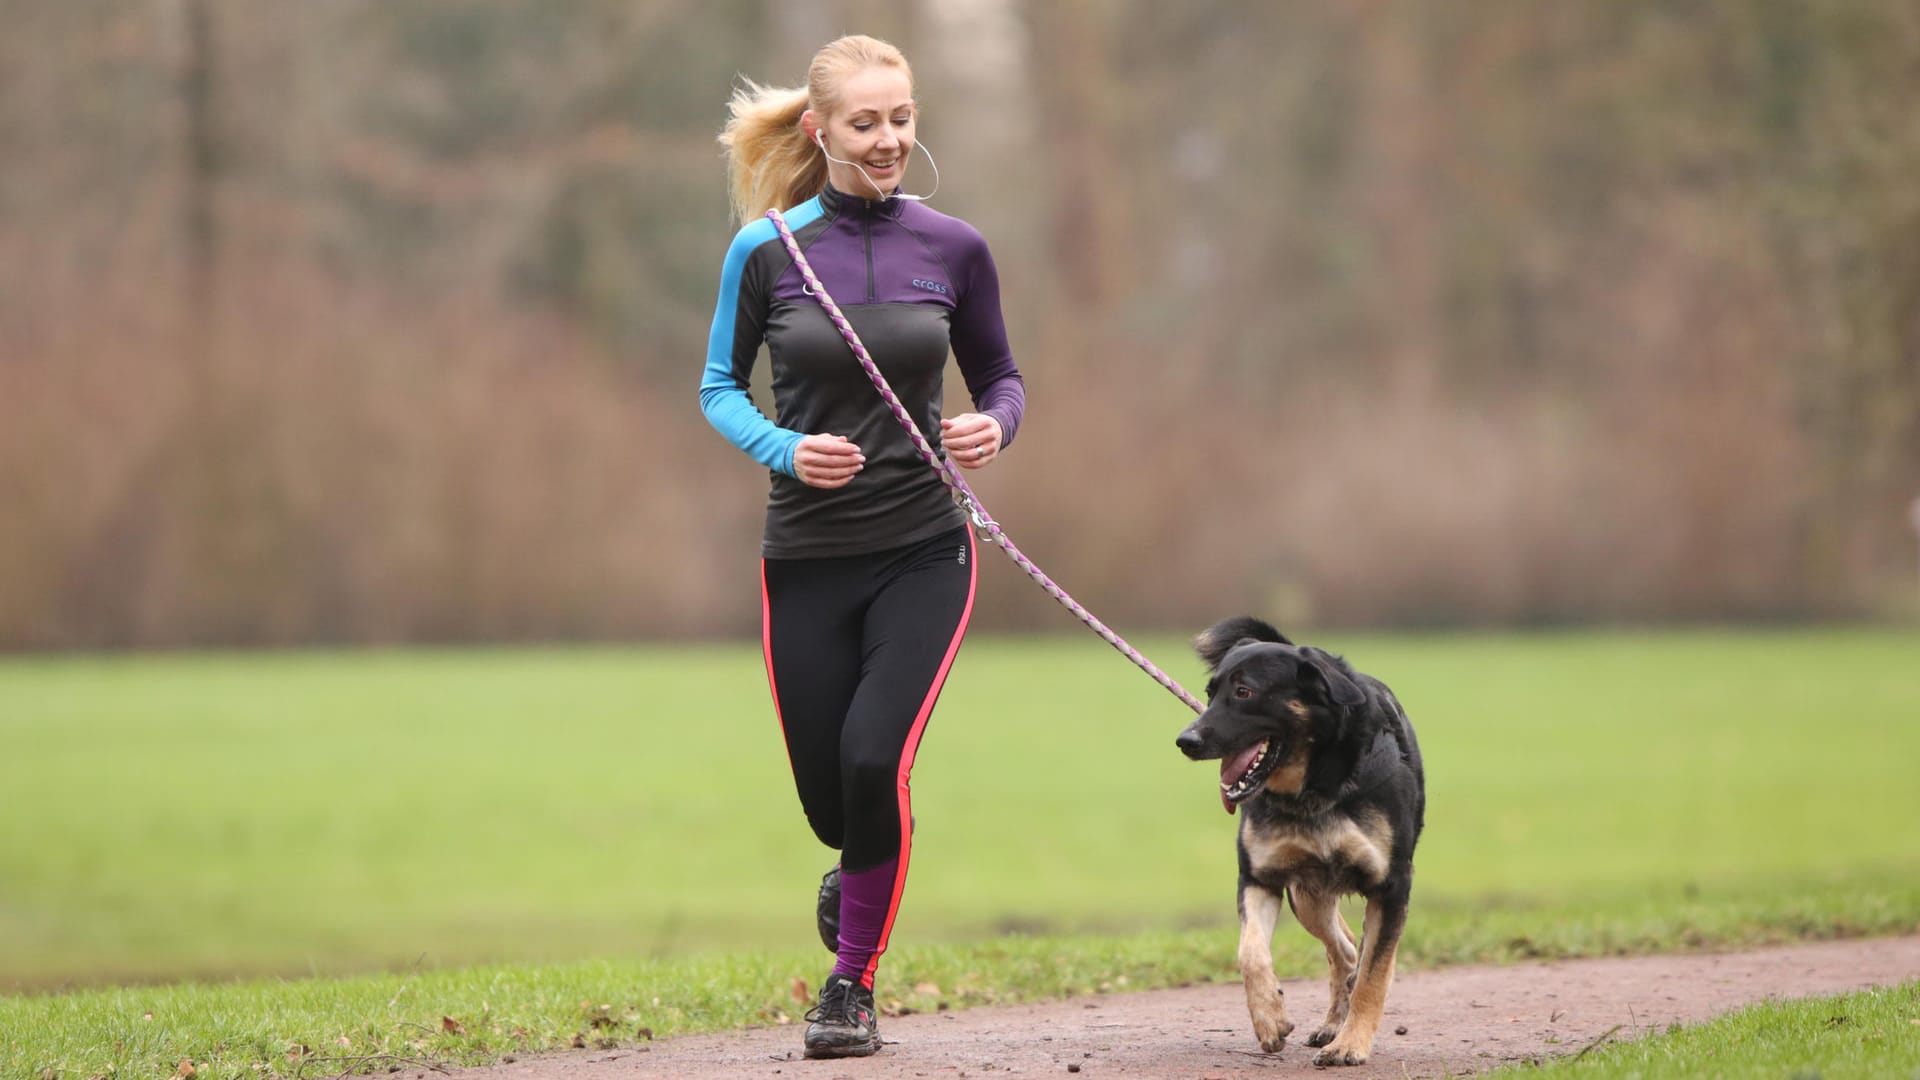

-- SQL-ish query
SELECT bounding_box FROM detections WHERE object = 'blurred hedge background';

[3,0,1917,648]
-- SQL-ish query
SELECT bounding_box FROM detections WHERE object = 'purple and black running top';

[700,184,1027,559]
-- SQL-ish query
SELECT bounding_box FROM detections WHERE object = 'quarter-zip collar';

[819,183,907,221]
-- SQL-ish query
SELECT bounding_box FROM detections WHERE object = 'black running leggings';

[760,525,976,874]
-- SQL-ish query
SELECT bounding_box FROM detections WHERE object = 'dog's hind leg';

[1312,886,1408,1067]
[1288,884,1358,1048]
[1237,882,1295,1052]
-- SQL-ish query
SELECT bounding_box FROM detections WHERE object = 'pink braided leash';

[766,207,1203,714]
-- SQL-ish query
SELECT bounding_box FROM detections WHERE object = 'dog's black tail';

[1193,615,1292,671]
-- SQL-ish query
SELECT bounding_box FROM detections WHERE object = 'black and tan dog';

[1175,616,1424,1066]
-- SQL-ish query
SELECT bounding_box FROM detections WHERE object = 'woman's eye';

[1234,686,1253,700]
[852,122,873,132]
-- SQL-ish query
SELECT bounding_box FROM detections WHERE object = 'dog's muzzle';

[1175,719,1209,760]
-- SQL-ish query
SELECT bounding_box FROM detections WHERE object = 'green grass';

[6,931,1223,1080]
[9,920,1920,1080]
[1496,979,1920,1078]
[2,629,1918,1077]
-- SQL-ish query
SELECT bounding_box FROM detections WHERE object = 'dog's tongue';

[1219,741,1267,815]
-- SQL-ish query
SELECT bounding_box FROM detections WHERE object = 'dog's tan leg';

[1312,892,1407,1067]
[1288,885,1358,1047]
[1238,882,1294,1052]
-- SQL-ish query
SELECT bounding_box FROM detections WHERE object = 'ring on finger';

[975,445,987,459]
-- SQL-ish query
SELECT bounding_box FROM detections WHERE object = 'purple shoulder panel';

[900,204,1026,447]
[767,188,1025,447]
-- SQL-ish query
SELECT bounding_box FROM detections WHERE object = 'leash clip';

[951,488,995,535]
[967,502,994,534]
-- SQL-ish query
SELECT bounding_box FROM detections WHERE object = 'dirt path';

[451,936,1920,1079]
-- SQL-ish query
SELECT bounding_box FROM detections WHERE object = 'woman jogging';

[698,34,1027,1059]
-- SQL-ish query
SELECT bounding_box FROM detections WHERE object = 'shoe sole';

[803,1037,882,1059]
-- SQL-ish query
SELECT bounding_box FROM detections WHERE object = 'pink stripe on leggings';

[855,530,977,988]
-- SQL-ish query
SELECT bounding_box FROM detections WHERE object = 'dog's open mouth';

[1219,738,1280,812]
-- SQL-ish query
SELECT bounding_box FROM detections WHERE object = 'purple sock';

[830,856,901,985]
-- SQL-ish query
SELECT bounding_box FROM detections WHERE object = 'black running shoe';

[815,864,841,953]
[802,973,881,1058]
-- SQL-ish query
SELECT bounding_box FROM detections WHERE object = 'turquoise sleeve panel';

[699,216,801,477]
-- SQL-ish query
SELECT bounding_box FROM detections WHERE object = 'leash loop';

[766,207,1204,715]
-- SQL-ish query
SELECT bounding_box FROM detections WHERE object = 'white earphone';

[808,123,941,203]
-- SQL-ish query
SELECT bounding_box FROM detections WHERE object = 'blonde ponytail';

[718,35,914,224]
[718,79,827,225]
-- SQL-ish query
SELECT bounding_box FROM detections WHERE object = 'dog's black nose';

[1175,725,1205,759]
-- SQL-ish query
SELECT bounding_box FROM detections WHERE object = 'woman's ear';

[800,108,819,142]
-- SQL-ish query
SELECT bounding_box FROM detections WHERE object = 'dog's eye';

[1233,685,1253,700]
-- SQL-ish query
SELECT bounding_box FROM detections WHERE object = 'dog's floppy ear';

[1193,616,1293,671]
[1299,647,1367,708]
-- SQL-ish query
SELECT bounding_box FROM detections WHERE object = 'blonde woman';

[699,34,1027,1058]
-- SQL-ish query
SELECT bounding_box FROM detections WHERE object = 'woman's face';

[816,65,916,200]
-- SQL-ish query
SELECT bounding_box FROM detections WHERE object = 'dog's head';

[1175,616,1366,814]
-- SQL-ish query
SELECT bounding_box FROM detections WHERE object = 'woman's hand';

[795,433,864,489]
[941,414,1002,470]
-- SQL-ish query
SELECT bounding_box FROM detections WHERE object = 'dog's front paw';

[1246,985,1294,1053]
[1252,1016,1294,1054]
[1311,1042,1369,1067]
[1305,1024,1340,1048]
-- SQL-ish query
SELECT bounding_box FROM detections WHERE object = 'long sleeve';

[698,220,802,477]
[947,231,1027,448]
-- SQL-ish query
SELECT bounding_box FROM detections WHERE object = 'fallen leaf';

[441,1016,466,1035]
[176,1062,195,1079]
[791,977,810,1003]
[913,982,941,996]
[636,1027,654,1041]
[337,1036,352,1048]
[142,1014,154,1022]
[569,1034,587,1049]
